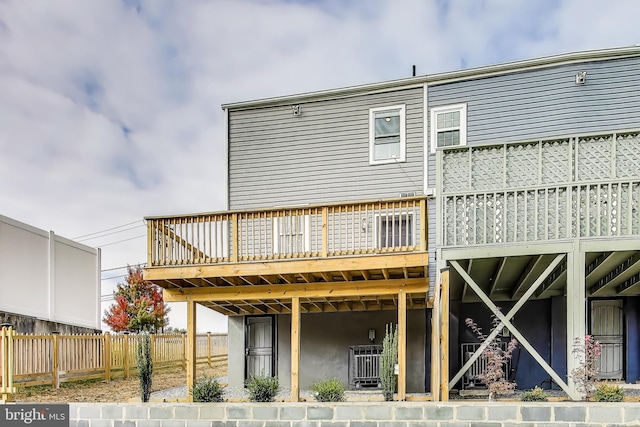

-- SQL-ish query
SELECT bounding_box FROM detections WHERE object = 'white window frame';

[369,104,406,165]
[430,103,467,153]
[273,215,311,255]
[374,211,415,249]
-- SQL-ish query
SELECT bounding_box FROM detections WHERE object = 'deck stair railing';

[147,197,426,267]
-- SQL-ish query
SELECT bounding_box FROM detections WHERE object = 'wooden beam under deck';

[144,252,429,282]
[163,277,428,303]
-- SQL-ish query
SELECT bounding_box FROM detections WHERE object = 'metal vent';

[400,192,416,198]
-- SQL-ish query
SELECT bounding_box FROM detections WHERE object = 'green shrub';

[380,323,398,401]
[521,386,548,402]
[246,374,279,402]
[135,334,153,402]
[594,383,624,402]
[311,377,345,402]
[191,376,225,402]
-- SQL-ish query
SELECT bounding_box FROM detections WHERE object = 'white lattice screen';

[440,131,640,246]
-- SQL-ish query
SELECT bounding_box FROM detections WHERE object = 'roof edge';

[222,45,640,110]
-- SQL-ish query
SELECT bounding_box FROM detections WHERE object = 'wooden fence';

[0,327,227,394]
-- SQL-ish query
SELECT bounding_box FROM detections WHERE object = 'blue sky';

[1,0,639,331]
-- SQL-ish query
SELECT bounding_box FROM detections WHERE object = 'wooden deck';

[144,197,430,315]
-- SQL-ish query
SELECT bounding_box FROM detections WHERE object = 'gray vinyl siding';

[425,55,640,285]
[228,87,424,210]
[427,56,640,190]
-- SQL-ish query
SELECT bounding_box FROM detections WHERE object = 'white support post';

[566,245,586,399]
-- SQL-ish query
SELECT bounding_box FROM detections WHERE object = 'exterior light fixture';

[292,105,301,116]
[575,71,587,85]
[368,329,376,342]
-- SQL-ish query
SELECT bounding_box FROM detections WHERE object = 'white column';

[566,244,586,398]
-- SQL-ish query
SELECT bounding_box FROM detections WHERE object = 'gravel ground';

[151,378,640,401]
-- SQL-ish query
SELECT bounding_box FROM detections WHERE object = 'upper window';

[430,104,467,153]
[369,105,406,164]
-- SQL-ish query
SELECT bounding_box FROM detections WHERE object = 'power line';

[101,274,127,281]
[99,234,146,247]
[101,263,146,273]
[77,224,145,242]
[73,220,143,240]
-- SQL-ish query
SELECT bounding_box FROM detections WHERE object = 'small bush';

[312,377,345,402]
[246,374,279,402]
[594,383,624,402]
[191,376,225,402]
[521,386,548,402]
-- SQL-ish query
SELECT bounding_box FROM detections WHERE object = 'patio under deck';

[143,197,431,401]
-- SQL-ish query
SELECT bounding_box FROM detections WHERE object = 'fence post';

[123,333,130,379]
[181,333,186,371]
[51,331,60,389]
[1,325,15,402]
[151,333,156,365]
[207,332,212,367]
[104,332,111,382]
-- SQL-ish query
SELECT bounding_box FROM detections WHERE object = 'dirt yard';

[12,360,227,403]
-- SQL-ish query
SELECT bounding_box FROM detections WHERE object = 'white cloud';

[2,0,640,332]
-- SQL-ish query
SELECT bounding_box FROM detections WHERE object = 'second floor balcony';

[144,197,429,315]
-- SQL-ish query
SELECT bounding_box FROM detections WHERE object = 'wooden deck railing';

[0,328,227,393]
[147,197,427,267]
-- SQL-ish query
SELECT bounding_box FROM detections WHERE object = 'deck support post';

[430,273,441,401]
[187,299,197,400]
[440,268,450,401]
[397,290,406,401]
[291,296,301,402]
[566,246,586,399]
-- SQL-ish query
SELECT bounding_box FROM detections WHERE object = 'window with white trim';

[273,215,310,254]
[369,105,406,164]
[375,212,414,248]
[430,103,467,152]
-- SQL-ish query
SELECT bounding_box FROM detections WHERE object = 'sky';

[1,0,640,333]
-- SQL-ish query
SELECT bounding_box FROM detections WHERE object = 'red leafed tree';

[103,266,170,333]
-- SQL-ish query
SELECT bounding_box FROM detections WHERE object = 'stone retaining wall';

[68,402,640,426]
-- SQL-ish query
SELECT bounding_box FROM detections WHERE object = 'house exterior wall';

[226,310,427,393]
[427,55,640,189]
[277,310,426,393]
[455,299,561,390]
[227,87,425,210]
[227,316,245,388]
[0,214,101,331]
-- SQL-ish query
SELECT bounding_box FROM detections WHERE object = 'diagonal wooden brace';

[448,254,578,400]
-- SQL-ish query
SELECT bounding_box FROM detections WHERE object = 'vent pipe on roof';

[412,65,416,77]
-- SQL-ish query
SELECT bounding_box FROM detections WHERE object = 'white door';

[245,316,274,378]
[590,300,624,380]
